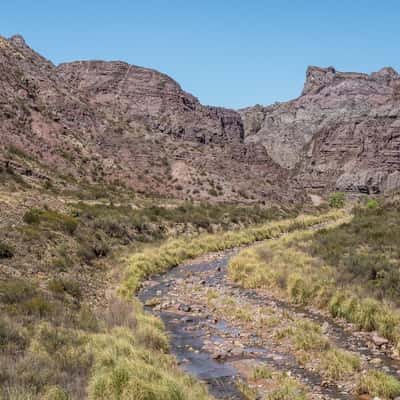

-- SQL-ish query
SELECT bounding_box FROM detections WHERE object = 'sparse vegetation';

[228,199,400,347]
[0,183,308,399]
[252,365,273,380]
[357,370,400,399]
[0,240,14,258]
[328,192,345,208]
[266,374,308,400]
[320,349,360,380]
[23,208,78,234]
[121,211,341,297]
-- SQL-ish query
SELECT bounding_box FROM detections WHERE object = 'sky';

[2,0,400,108]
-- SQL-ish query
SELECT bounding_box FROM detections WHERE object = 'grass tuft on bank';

[120,211,343,298]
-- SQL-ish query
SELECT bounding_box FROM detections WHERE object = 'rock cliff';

[0,35,293,203]
[240,66,400,194]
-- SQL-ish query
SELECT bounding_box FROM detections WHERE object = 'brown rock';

[371,333,389,347]
[240,66,400,194]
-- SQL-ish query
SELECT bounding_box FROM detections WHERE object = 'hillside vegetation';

[0,179,307,400]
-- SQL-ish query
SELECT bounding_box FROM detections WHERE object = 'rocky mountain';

[57,61,244,145]
[240,66,400,194]
[1,34,399,200]
[0,35,293,203]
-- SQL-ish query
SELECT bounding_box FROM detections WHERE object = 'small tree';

[329,192,345,208]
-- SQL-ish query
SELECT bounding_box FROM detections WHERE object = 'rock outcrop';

[57,61,244,145]
[240,66,400,194]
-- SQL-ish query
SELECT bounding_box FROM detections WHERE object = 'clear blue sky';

[2,0,399,108]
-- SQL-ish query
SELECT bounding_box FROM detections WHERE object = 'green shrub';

[329,192,345,208]
[78,235,110,264]
[42,386,70,400]
[0,316,26,348]
[366,199,379,209]
[19,297,54,317]
[50,256,73,272]
[0,279,37,304]
[0,240,14,258]
[48,278,82,300]
[266,375,308,400]
[78,306,100,332]
[23,208,41,224]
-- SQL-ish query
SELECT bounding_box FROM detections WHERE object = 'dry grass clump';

[357,370,400,399]
[266,374,309,400]
[319,348,361,380]
[252,365,273,380]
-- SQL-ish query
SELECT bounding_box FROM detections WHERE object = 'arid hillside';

[0,34,296,204]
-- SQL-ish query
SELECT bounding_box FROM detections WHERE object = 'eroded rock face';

[0,35,295,203]
[2,34,398,199]
[57,61,244,145]
[240,66,400,194]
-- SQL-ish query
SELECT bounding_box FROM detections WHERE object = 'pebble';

[370,358,382,365]
[178,304,192,312]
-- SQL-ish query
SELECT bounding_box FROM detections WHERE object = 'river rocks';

[144,297,161,307]
[139,238,400,400]
[369,358,383,366]
[371,333,389,347]
[178,304,192,312]
[321,321,329,333]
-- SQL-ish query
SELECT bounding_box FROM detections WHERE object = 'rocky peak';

[302,65,400,96]
[9,34,27,47]
[241,65,400,194]
[370,66,399,81]
[302,66,337,95]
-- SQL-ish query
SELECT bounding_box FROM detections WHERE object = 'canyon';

[1,34,399,200]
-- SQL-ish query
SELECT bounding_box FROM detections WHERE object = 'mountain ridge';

[1,34,400,198]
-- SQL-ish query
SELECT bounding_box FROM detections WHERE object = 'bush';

[0,316,26,349]
[101,297,137,330]
[0,240,14,258]
[48,278,82,300]
[42,386,70,400]
[366,199,379,209]
[329,192,345,208]
[0,279,37,304]
[23,208,78,234]
[19,297,54,317]
[252,365,273,380]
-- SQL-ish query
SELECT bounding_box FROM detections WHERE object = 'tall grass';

[228,212,400,348]
[120,211,342,297]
